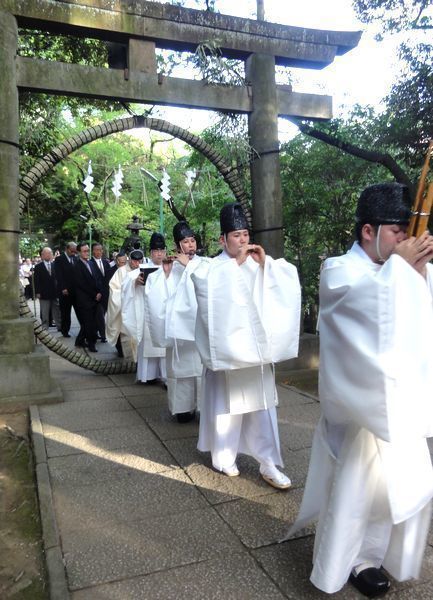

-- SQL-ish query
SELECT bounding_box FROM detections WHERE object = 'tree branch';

[293,120,414,195]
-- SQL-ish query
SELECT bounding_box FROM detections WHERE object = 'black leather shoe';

[349,568,390,598]
[62,333,71,338]
[176,410,195,423]
[88,345,98,352]
[100,338,107,343]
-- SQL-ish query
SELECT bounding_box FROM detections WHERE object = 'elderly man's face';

[41,247,53,262]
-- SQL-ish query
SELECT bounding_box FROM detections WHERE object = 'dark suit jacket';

[73,259,103,310]
[90,257,111,310]
[54,253,76,295]
[33,262,57,300]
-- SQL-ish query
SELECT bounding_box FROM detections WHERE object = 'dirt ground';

[0,412,48,599]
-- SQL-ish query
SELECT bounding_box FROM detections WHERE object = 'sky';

[145,0,406,141]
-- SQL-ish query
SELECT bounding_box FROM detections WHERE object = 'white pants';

[198,369,283,471]
[167,376,201,415]
[137,356,167,383]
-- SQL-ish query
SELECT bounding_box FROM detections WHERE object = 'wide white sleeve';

[192,258,271,370]
[145,268,172,348]
[320,254,433,442]
[253,256,301,363]
[106,268,124,344]
[166,259,211,342]
[121,269,144,344]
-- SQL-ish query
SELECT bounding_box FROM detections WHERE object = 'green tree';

[352,0,433,160]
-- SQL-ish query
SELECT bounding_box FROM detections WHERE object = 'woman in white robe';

[286,183,433,597]
[145,222,210,421]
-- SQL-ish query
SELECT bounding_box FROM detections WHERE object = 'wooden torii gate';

[0,0,360,405]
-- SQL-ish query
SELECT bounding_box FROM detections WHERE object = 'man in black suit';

[89,242,111,343]
[33,247,61,330]
[73,242,103,352]
[54,242,77,338]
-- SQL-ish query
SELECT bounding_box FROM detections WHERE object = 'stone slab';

[47,442,177,485]
[126,392,167,409]
[58,374,116,391]
[276,384,318,408]
[44,423,163,458]
[62,386,125,402]
[53,468,207,535]
[39,399,137,433]
[164,436,210,469]
[137,405,199,440]
[62,508,243,590]
[253,537,362,599]
[71,551,286,600]
[215,487,305,548]
[108,373,137,386]
[277,404,319,458]
[278,419,317,452]
[277,402,321,426]
[46,545,69,600]
[254,538,433,599]
[184,462,278,505]
[280,447,312,490]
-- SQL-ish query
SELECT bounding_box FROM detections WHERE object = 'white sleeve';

[145,268,171,347]
[254,256,301,363]
[121,269,144,344]
[320,254,433,442]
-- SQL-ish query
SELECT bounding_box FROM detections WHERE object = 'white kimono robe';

[106,263,137,360]
[145,255,210,415]
[191,250,301,470]
[286,242,433,594]
[121,263,166,383]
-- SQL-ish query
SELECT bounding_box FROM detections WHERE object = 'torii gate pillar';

[0,11,60,408]
[246,53,284,258]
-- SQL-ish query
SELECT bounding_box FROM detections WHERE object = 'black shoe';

[88,345,98,352]
[176,411,196,423]
[99,338,107,343]
[117,350,124,358]
[349,568,390,598]
[62,333,71,338]
[75,341,88,348]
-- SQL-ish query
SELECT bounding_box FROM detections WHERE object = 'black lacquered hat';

[173,221,195,243]
[355,183,411,226]
[220,202,249,234]
[149,232,166,250]
[129,249,144,260]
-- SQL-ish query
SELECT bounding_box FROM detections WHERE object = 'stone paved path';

[30,335,433,599]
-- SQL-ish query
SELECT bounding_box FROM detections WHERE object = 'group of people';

[25,241,121,352]
[20,184,433,597]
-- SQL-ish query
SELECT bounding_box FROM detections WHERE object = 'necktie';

[98,259,104,275]
[46,262,51,275]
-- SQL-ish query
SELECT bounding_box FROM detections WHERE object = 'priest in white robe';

[121,233,166,384]
[145,222,210,422]
[191,202,301,488]
[286,182,433,598]
[106,250,141,360]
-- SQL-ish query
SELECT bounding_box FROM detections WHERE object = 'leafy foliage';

[353,0,433,36]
